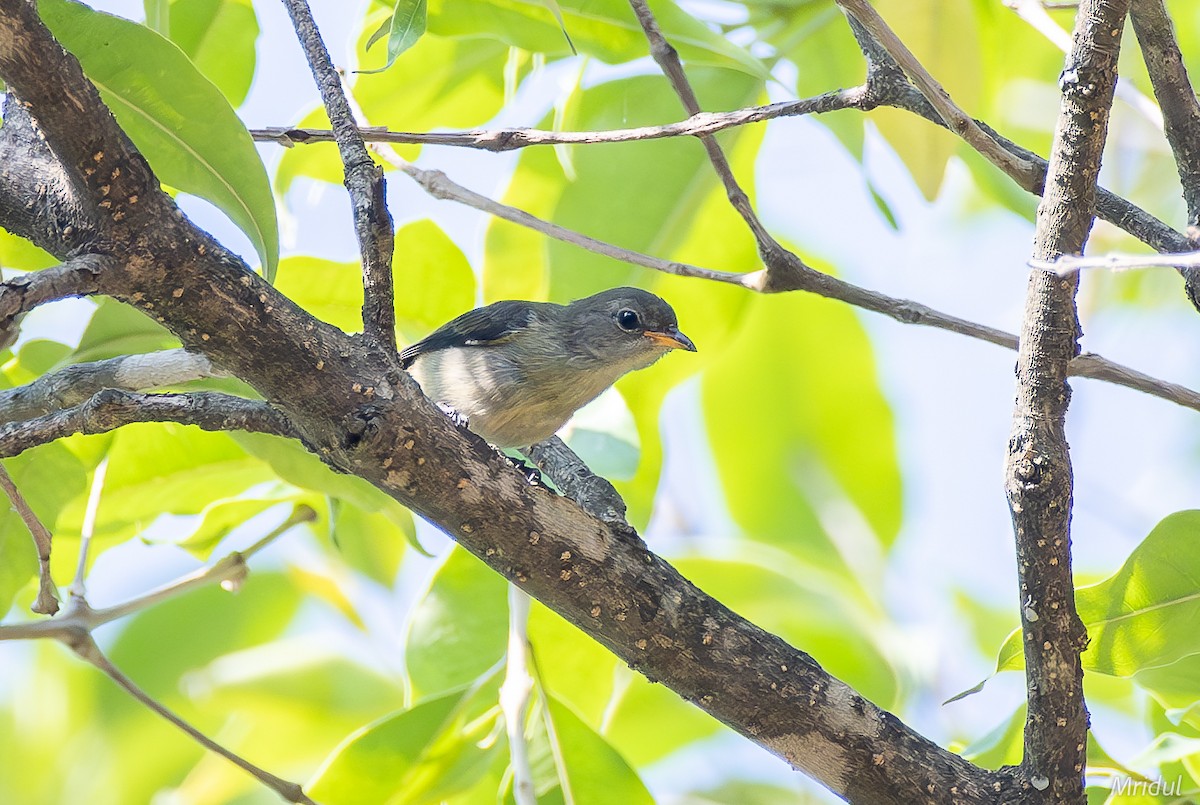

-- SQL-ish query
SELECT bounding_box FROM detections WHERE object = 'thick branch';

[0,389,294,457]
[280,0,395,352]
[1007,1,1129,800]
[0,348,220,423]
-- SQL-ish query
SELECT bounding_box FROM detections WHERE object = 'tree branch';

[1007,0,1129,800]
[372,136,1200,416]
[1129,0,1200,298]
[836,0,1041,190]
[0,389,294,458]
[0,464,59,614]
[0,255,112,344]
[0,348,221,423]
[280,0,396,352]
[627,0,808,288]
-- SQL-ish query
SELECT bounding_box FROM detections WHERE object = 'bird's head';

[564,287,696,370]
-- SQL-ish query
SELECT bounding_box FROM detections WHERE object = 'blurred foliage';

[2,0,1200,803]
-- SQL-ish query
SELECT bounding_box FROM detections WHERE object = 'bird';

[399,287,696,448]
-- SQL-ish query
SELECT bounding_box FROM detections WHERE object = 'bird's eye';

[615,308,641,331]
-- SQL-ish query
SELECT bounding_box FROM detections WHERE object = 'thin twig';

[0,464,58,614]
[250,92,864,151]
[91,505,316,624]
[0,390,295,459]
[70,635,317,804]
[280,0,396,353]
[627,0,808,285]
[0,506,316,637]
[373,147,752,287]
[70,457,107,601]
[1031,249,1200,274]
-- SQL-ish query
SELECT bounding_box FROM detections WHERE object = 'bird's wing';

[398,301,540,368]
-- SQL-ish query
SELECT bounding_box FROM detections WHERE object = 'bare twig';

[0,464,58,614]
[1006,0,1129,798]
[836,0,1041,190]
[500,587,536,805]
[0,506,317,800]
[0,255,112,343]
[0,349,223,424]
[280,0,396,353]
[627,0,808,286]
[0,389,295,459]
[1129,0,1200,300]
[1032,249,1200,274]
[74,638,317,805]
[70,457,107,602]
[250,92,867,151]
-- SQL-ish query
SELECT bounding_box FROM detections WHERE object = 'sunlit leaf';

[393,219,476,344]
[542,695,653,805]
[405,546,508,698]
[423,0,765,78]
[308,683,501,805]
[39,0,279,278]
[360,0,427,73]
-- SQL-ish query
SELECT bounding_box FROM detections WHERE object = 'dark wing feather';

[398,301,539,368]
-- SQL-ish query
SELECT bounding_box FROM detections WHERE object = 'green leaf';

[155,0,260,107]
[308,684,500,805]
[542,695,653,805]
[274,256,363,334]
[701,285,902,571]
[0,229,56,272]
[361,0,428,73]
[231,433,422,555]
[393,219,476,345]
[994,511,1200,679]
[328,497,409,587]
[404,546,508,698]
[57,424,273,541]
[105,572,301,703]
[870,0,983,199]
[38,0,279,279]
[423,0,766,79]
[170,492,308,558]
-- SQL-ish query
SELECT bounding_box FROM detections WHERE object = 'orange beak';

[643,327,697,352]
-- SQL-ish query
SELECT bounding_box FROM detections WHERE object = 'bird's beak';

[644,327,697,352]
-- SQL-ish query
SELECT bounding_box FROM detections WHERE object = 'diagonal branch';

[0,389,294,458]
[1006,0,1130,800]
[0,464,59,614]
[627,0,807,288]
[280,0,396,352]
[836,0,1040,189]
[0,348,221,423]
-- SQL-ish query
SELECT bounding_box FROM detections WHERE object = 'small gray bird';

[399,287,696,448]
